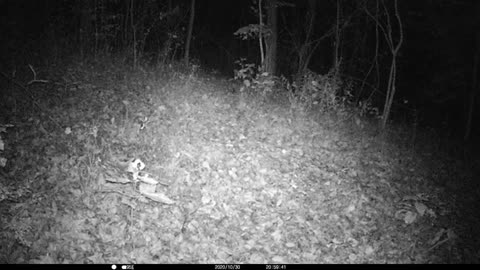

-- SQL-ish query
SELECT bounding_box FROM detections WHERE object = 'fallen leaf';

[414,202,427,216]
[141,190,175,204]
[404,211,417,224]
[272,256,287,263]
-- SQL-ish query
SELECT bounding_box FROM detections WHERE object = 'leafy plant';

[234,58,280,98]
[234,58,258,84]
[293,68,343,112]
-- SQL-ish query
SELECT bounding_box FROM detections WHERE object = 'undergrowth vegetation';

[0,56,478,263]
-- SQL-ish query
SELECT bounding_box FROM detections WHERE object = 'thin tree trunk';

[464,33,479,141]
[296,0,316,76]
[184,0,195,66]
[258,0,265,67]
[130,0,136,68]
[334,0,341,69]
[365,0,403,130]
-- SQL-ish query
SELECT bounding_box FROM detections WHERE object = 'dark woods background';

[1,0,479,142]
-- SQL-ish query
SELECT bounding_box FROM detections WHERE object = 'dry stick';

[26,64,49,85]
[0,70,63,131]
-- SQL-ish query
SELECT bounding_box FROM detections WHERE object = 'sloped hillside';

[0,58,478,263]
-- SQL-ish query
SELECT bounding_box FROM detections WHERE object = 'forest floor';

[0,57,479,264]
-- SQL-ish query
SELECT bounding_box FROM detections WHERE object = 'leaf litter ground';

[0,60,478,263]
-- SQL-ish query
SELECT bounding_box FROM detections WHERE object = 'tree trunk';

[264,0,278,75]
[333,0,341,69]
[295,0,316,76]
[184,0,195,66]
[364,0,403,130]
[129,0,137,68]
